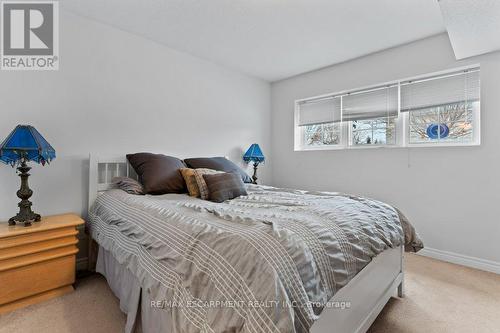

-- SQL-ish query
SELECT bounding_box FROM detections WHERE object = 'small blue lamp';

[243,143,265,184]
[0,125,56,226]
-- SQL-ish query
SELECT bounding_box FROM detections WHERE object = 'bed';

[87,155,421,333]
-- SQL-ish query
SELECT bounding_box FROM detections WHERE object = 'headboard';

[88,154,138,212]
[88,153,233,213]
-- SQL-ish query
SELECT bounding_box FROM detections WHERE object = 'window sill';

[405,141,481,148]
[294,145,345,151]
[295,141,480,152]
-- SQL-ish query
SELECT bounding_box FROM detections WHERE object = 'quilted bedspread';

[89,184,421,333]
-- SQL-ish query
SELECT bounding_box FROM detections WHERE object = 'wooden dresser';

[0,214,84,314]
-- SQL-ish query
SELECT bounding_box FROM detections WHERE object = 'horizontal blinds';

[342,86,398,122]
[297,97,341,126]
[401,69,480,112]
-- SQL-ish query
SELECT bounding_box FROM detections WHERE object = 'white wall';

[0,11,271,223]
[271,34,500,265]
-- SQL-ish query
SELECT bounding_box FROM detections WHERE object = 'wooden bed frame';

[88,154,404,333]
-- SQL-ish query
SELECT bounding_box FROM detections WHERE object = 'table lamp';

[243,143,265,184]
[0,125,56,226]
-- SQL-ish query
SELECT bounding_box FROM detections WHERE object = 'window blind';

[401,69,480,112]
[297,97,341,126]
[342,86,398,122]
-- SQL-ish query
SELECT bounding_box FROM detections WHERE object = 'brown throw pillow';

[112,177,144,195]
[126,153,186,195]
[179,168,199,197]
[202,173,248,203]
[193,168,224,199]
[184,157,252,183]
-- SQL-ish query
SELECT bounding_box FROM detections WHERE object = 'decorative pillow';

[112,177,144,195]
[184,157,252,183]
[179,168,201,197]
[202,173,248,203]
[126,153,186,195]
[193,168,224,200]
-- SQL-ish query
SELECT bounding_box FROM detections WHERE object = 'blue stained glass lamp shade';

[243,144,265,164]
[0,125,56,166]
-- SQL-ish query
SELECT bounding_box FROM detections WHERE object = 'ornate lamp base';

[8,161,41,227]
[9,210,41,227]
[252,162,259,185]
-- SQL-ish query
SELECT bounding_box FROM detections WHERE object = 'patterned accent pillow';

[179,168,200,197]
[202,172,248,203]
[193,168,224,199]
[112,177,144,195]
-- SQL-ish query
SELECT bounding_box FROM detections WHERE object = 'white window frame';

[294,65,481,151]
[402,101,481,148]
[347,116,403,149]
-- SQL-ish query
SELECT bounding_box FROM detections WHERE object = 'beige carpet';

[1,254,499,333]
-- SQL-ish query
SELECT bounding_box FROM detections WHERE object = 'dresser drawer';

[0,227,78,250]
[0,255,75,305]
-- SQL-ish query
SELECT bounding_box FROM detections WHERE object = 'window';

[304,123,341,146]
[343,86,398,147]
[294,67,480,151]
[351,118,396,146]
[401,69,480,146]
[296,96,342,149]
[407,102,476,144]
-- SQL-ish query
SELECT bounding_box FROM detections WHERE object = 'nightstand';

[0,214,84,314]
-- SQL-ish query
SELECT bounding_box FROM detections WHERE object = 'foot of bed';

[397,280,404,298]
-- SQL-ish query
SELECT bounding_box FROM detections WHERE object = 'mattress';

[89,184,408,333]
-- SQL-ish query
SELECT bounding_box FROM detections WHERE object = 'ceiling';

[61,0,446,82]
[439,0,500,60]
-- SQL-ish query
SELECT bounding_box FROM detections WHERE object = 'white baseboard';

[418,247,500,275]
